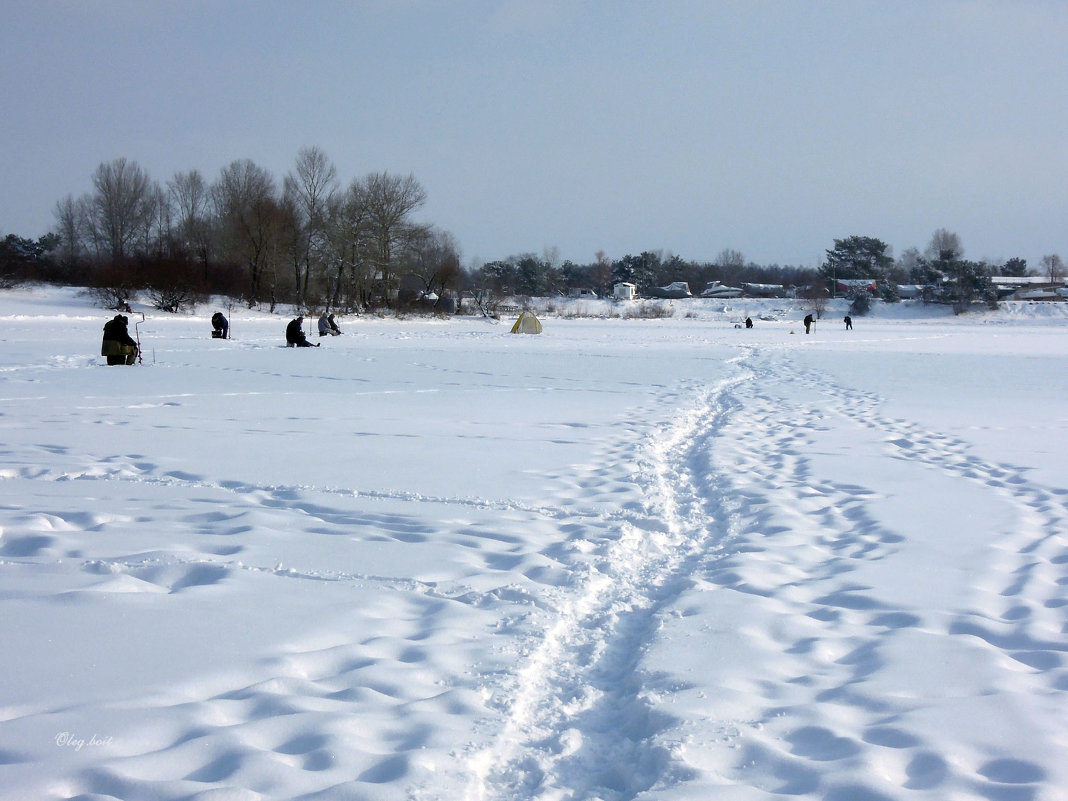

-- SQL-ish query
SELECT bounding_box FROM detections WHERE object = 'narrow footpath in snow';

[459,351,757,801]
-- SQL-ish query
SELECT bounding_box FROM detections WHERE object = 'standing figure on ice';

[101,314,139,365]
[286,316,319,347]
[211,311,229,339]
[844,315,853,330]
[803,313,814,334]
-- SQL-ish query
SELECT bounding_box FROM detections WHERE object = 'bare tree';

[895,246,923,282]
[714,248,747,285]
[211,159,280,306]
[142,183,170,259]
[86,158,156,262]
[276,191,305,305]
[167,169,213,269]
[359,171,427,303]
[321,179,371,311]
[801,278,830,319]
[926,228,962,260]
[538,245,565,296]
[1041,253,1064,284]
[403,227,462,304]
[52,194,88,270]
[283,146,338,305]
[715,248,746,268]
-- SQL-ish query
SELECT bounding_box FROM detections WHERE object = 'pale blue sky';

[3,0,1066,268]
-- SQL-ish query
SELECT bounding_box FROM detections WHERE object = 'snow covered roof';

[991,275,1062,286]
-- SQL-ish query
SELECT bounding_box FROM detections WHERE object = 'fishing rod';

[134,312,145,364]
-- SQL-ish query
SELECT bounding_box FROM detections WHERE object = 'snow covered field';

[1,285,1066,801]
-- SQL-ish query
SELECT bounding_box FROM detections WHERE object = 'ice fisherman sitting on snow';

[286,316,319,347]
[318,312,341,336]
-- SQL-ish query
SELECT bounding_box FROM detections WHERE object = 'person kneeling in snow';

[101,314,139,365]
[286,316,319,347]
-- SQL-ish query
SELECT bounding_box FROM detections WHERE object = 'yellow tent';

[510,311,542,334]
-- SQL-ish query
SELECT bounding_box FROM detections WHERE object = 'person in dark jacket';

[844,315,853,330]
[101,315,139,365]
[803,313,814,334]
[286,316,319,347]
[211,312,229,339]
[745,316,753,329]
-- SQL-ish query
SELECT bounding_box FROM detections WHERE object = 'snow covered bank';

[1,286,1066,800]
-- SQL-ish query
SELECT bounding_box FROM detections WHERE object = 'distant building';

[991,276,1064,301]
[1013,285,1064,301]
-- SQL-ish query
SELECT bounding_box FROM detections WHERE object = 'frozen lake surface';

[1,286,1066,800]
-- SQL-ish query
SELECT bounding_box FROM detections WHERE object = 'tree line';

[472,248,817,301]
[818,231,1063,314]
[467,230,1060,316]
[1,148,1063,315]
[5,148,458,313]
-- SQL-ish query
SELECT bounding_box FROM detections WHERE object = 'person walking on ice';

[844,315,853,330]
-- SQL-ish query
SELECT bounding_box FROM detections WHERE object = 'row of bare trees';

[34,161,1065,317]
[52,148,461,312]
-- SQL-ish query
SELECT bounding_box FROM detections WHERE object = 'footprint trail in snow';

[462,354,754,801]
[460,343,1068,801]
